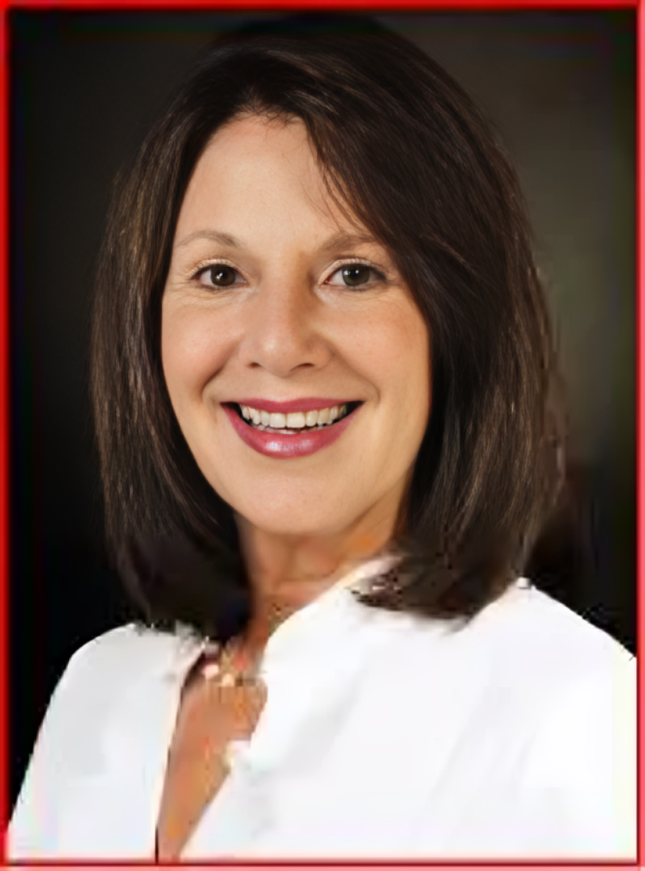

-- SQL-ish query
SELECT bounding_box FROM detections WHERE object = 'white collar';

[161,553,399,683]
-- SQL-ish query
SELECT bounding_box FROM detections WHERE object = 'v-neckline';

[153,650,269,861]
[147,554,397,859]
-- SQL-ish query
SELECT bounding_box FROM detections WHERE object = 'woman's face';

[162,115,431,541]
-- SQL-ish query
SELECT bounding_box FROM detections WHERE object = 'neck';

[235,510,399,654]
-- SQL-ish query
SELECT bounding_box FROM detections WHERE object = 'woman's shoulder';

[377,578,635,721]
[9,623,191,858]
[473,581,636,751]
[490,582,636,858]
[453,579,634,681]
[375,581,636,858]
[489,580,635,702]
[20,623,195,769]
[58,622,192,689]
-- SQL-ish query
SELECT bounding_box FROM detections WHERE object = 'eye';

[196,264,241,288]
[326,263,384,289]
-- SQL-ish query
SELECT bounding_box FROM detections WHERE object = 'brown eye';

[341,265,371,287]
[327,263,383,289]
[201,265,238,287]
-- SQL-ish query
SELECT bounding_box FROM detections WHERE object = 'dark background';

[9,10,635,807]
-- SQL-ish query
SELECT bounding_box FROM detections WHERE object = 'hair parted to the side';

[91,17,565,642]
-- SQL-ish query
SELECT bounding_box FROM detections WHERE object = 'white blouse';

[9,561,636,861]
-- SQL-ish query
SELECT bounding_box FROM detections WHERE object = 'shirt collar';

[161,553,399,683]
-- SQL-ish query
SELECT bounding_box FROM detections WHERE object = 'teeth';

[269,412,286,428]
[238,403,350,430]
[286,412,306,428]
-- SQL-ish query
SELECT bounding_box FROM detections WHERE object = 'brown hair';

[91,19,564,641]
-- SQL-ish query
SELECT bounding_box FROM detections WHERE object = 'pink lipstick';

[223,400,362,459]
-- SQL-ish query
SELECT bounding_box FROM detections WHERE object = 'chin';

[240,512,353,539]
[230,494,364,540]
[210,471,362,533]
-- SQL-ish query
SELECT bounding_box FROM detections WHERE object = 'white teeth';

[286,412,306,428]
[238,402,352,430]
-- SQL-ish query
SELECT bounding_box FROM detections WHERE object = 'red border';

[0,0,638,7]
[0,0,8,862]
[0,2,640,871]
[636,1,643,867]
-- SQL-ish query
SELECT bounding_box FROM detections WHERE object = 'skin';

[161,113,431,649]
[158,114,432,859]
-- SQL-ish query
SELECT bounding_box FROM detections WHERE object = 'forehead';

[175,114,360,242]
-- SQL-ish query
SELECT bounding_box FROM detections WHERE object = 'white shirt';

[9,561,636,860]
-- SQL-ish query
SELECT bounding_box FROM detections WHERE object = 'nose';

[237,276,332,377]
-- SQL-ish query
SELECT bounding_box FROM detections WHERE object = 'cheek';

[350,303,431,417]
[161,304,231,403]
[385,312,431,460]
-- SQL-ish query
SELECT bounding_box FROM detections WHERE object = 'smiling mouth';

[226,401,362,434]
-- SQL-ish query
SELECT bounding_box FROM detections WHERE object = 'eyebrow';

[175,229,241,249]
[174,229,380,252]
[319,231,380,252]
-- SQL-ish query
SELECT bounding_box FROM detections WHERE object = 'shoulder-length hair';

[91,21,564,641]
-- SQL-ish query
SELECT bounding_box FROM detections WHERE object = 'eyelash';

[191,260,387,290]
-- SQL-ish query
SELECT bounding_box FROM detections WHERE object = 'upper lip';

[227,398,359,413]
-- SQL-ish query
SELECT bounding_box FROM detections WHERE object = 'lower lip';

[223,405,360,459]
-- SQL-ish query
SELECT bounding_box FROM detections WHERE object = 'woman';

[9,22,636,861]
